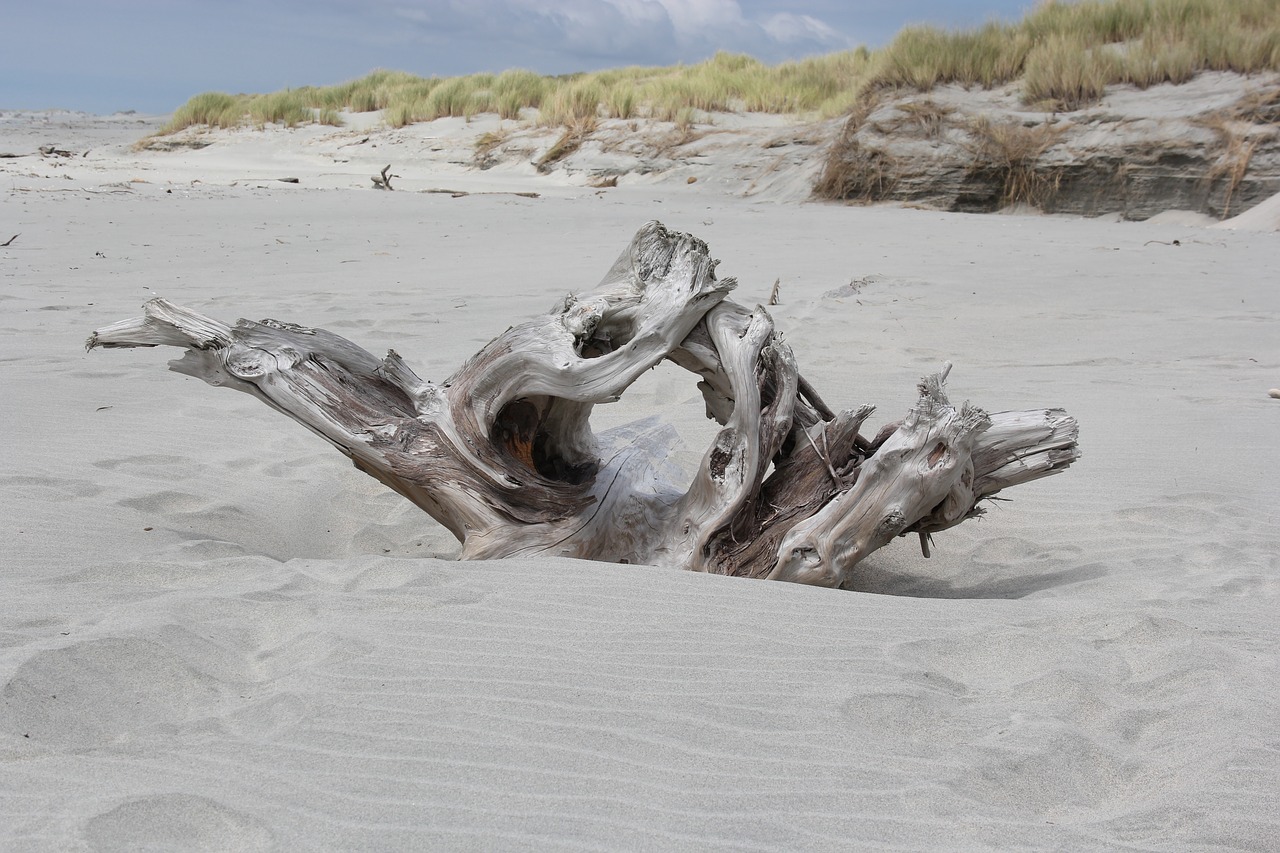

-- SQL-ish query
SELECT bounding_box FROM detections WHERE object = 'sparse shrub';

[423,77,476,119]
[888,99,955,138]
[540,80,604,125]
[1230,86,1280,125]
[963,116,1066,206]
[606,87,636,119]
[1119,38,1199,88]
[492,69,547,119]
[162,92,242,132]
[813,141,899,202]
[347,89,379,113]
[706,51,764,75]
[813,97,900,203]
[248,91,311,127]
[1022,35,1118,110]
[384,101,420,129]
[1196,102,1278,216]
[1206,127,1259,217]
[474,128,510,168]
[872,26,952,91]
[535,116,597,171]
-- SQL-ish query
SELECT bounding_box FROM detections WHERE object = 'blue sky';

[3,0,1038,114]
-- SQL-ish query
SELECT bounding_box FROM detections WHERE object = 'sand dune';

[2,112,1279,850]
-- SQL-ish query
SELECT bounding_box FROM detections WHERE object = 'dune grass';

[158,0,1279,136]
[868,0,1278,109]
[158,49,875,136]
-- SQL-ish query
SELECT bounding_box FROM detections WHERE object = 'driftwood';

[424,188,541,199]
[371,165,395,190]
[87,222,1079,589]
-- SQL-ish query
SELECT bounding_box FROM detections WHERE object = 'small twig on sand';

[422,188,540,199]
[13,186,131,195]
[768,277,781,306]
[1,234,18,247]
[1143,239,1181,246]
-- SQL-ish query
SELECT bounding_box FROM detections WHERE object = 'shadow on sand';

[849,562,1109,600]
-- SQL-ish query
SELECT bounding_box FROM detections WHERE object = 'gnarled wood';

[87,221,1079,589]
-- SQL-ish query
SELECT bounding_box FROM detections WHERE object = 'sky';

[2,0,1041,115]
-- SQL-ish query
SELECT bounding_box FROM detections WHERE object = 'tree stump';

[87,221,1079,589]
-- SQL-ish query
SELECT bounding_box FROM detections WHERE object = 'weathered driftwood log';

[87,221,1079,589]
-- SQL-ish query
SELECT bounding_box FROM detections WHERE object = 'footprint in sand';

[83,794,273,852]
[117,489,209,515]
[0,475,102,502]
[92,454,187,472]
[0,638,225,751]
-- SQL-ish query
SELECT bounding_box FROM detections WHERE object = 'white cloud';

[648,0,748,35]
[761,12,846,46]
[384,0,853,69]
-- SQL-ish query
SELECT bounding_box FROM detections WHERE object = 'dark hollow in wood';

[86,221,1080,589]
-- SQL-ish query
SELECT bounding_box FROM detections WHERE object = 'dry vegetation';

[1196,87,1280,214]
[886,100,955,139]
[534,117,598,172]
[962,117,1068,206]
[812,97,900,203]
[156,0,1280,137]
[472,128,511,169]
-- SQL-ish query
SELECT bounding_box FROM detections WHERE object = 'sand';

[2,111,1279,851]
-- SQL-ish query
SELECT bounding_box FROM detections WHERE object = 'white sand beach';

[2,109,1279,850]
